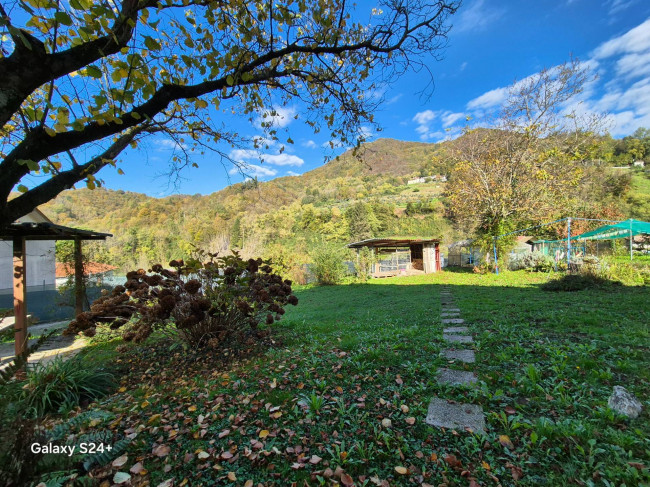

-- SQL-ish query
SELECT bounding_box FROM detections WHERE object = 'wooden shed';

[348,237,441,278]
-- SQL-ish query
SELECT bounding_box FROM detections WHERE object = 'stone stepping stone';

[443,326,469,333]
[441,308,460,313]
[426,398,485,433]
[443,334,473,344]
[441,312,460,317]
[442,318,465,324]
[442,349,476,363]
[436,367,478,386]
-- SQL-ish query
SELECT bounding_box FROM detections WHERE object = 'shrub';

[21,355,115,417]
[65,251,298,348]
[310,242,347,285]
[541,273,616,292]
[509,252,555,272]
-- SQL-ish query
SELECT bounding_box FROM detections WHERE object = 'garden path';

[425,286,486,432]
[0,320,87,369]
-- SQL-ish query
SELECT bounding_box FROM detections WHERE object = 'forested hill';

[39,134,649,272]
[41,138,452,269]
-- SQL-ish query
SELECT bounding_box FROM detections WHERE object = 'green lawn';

[46,271,649,486]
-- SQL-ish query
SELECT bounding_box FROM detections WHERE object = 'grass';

[42,271,649,486]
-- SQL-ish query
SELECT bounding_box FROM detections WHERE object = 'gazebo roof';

[348,237,440,249]
[0,222,112,241]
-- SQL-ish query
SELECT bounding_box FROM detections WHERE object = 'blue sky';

[100,0,650,196]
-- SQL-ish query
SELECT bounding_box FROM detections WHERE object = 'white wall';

[0,240,56,291]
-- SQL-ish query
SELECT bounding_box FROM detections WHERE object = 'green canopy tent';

[572,219,650,260]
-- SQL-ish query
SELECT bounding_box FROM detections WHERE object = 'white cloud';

[606,0,637,15]
[412,110,439,140]
[156,139,188,151]
[386,93,403,105]
[358,125,375,140]
[322,139,345,149]
[454,0,505,33]
[441,111,465,127]
[466,86,509,111]
[261,153,304,166]
[302,140,317,149]
[592,18,650,59]
[286,171,301,176]
[230,148,304,167]
[228,164,277,178]
[615,50,650,79]
[257,106,297,128]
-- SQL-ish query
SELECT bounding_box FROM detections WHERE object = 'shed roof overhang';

[348,237,440,249]
[0,222,112,241]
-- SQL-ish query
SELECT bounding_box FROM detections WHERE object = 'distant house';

[633,160,645,167]
[55,262,118,288]
[407,175,447,185]
[407,177,427,185]
[0,209,55,294]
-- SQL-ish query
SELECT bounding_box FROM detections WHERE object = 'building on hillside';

[55,262,118,288]
[347,237,441,277]
[633,160,645,167]
[0,209,55,294]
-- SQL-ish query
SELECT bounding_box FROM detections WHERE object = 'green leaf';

[144,36,161,51]
[54,11,73,26]
[17,185,29,193]
[226,75,234,86]
[86,65,102,78]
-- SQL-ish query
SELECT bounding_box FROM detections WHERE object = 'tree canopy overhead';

[0,0,459,229]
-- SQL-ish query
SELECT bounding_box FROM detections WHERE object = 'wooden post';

[13,237,28,358]
[74,238,84,317]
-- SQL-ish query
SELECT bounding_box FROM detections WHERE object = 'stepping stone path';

[425,285,486,433]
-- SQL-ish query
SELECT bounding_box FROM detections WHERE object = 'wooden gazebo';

[348,237,441,277]
[1,221,111,358]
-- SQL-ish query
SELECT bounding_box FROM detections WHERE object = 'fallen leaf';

[259,429,270,438]
[405,417,416,425]
[340,473,354,486]
[309,455,322,464]
[113,472,131,485]
[395,466,408,475]
[218,429,230,438]
[244,481,254,487]
[112,454,128,468]
[499,435,515,449]
[505,406,516,415]
[197,451,210,460]
[157,479,173,487]
[148,414,162,425]
[130,462,144,475]
[227,472,237,481]
[481,460,491,471]
[153,444,171,457]
[381,418,392,428]
[400,405,409,413]
[188,405,197,412]
[395,376,403,385]
[443,454,462,468]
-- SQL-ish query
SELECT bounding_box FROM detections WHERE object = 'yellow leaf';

[118,386,127,393]
[140,400,150,408]
[482,460,491,471]
[259,429,269,438]
[227,472,236,481]
[395,466,408,475]
[244,481,253,487]
[148,414,162,424]
[499,434,514,449]
[188,405,197,412]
